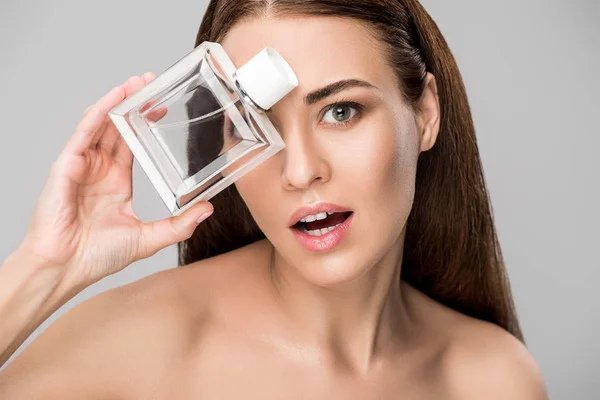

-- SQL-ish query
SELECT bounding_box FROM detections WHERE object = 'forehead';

[220,16,392,91]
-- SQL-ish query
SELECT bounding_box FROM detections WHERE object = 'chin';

[285,246,373,288]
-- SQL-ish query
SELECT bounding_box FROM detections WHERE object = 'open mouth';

[292,211,353,236]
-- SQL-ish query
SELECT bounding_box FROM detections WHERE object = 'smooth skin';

[0,74,214,366]
[0,16,547,399]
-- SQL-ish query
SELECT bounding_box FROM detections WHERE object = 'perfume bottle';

[108,42,298,215]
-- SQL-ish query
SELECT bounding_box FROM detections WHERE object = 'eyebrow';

[263,79,379,114]
[302,79,379,106]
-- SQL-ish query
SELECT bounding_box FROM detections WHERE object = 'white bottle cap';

[235,47,298,110]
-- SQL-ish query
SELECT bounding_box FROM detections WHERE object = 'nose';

[280,124,330,191]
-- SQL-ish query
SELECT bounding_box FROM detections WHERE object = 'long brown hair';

[178,0,524,342]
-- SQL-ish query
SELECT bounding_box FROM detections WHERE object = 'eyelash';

[320,101,364,127]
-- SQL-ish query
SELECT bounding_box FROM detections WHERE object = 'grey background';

[0,0,598,398]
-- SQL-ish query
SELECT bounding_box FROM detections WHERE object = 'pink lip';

[287,202,353,227]
[290,212,354,252]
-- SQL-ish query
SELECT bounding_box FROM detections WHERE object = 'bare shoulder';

[443,319,548,399]
[404,285,548,399]
[0,263,195,397]
[0,240,268,398]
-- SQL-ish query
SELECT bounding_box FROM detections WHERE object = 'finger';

[139,97,159,113]
[146,105,168,123]
[64,86,126,155]
[97,76,146,152]
[138,98,168,124]
[82,105,94,117]
[141,71,156,83]
[136,202,214,259]
[137,72,157,116]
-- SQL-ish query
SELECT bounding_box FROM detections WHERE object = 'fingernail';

[196,211,213,224]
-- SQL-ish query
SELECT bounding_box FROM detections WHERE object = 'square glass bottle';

[108,42,298,215]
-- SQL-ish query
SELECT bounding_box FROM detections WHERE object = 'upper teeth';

[300,211,334,223]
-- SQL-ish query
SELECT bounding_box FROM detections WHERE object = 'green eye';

[321,102,363,126]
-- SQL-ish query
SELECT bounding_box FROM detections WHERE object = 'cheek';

[235,173,264,210]
[234,161,279,224]
[345,115,419,197]
[341,114,420,230]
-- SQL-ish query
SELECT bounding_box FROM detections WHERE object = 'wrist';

[0,244,89,329]
[0,248,70,366]
[11,244,93,305]
[6,244,64,286]
[1,247,65,311]
[13,239,97,294]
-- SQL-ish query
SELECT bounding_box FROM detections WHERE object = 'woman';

[0,0,548,398]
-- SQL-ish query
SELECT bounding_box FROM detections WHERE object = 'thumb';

[137,202,214,259]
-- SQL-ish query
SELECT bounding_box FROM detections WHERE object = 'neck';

[268,230,412,375]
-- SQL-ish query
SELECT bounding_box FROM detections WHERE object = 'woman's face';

[222,16,438,286]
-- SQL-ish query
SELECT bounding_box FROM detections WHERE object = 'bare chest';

[119,346,446,400]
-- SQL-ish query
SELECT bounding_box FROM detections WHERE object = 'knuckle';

[49,160,59,176]
[82,105,94,116]
[82,105,101,121]
[168,218,182,238]
[50,156,64,172]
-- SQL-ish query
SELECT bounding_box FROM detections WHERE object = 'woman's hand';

[17,73,214,288]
